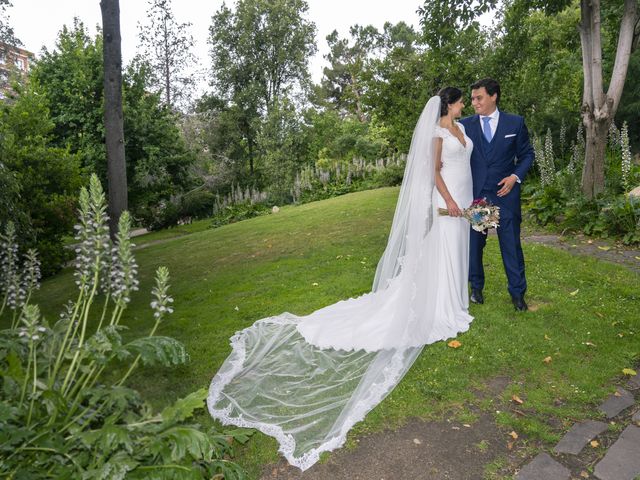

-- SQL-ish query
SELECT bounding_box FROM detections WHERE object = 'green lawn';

[33,187,640,478]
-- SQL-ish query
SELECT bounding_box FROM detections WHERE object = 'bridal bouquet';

[439,198,500,233]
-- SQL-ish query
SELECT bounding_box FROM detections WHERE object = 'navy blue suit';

[459,111,535,298]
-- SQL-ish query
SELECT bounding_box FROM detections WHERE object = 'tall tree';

[100,0,127,238]
[363,22,428,152]
[484,2,583,133]
[208,0,316,176]
[137,0,196,110]
[30,21,105,173]
[320,25,379,122]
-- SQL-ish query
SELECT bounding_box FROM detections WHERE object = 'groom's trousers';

[469,190,527,298]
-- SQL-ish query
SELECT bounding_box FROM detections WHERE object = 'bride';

[207,87,474,471]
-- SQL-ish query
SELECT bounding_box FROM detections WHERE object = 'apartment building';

[0,43,32,99]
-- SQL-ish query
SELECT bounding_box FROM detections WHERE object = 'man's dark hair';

[471,78,501,104]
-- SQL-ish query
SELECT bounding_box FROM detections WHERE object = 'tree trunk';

[579,0,638,198]
[100,0,128,239]
[581,109,609,198]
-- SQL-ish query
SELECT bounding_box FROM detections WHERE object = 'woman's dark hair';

[470,78,501,104]
[437,87,463,116]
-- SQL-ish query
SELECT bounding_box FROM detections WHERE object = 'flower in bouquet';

[439,198,500,233]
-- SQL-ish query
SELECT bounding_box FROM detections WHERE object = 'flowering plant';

[0,174,250,479]
[439,198,500,233]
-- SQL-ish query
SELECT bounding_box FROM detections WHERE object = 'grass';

[31,187,640,478]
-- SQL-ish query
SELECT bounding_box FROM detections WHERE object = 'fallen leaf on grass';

[590,440,599,448]
[413,438,422,445]
[312,282,319,286]
[614,391,622,397]
[622,368,637,376]
[447,340,462,349]
[511,394,524,405]
[544,334,551,340]
[509,431,519,439]
[570,289,580,296]
[580,471,589,478]
[597,246,611,251]
[582,341,597,347]
[635,256,640,261]
[507,441,514,450]
[543,356,553,364]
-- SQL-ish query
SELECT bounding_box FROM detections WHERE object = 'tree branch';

[589,0,604,114]
[606,0,639,112]
[579,0,594,108]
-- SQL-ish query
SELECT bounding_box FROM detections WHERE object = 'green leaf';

[156,426,213,463]
[82,451,139,480]
[0,401,20,423]
[79,424,134,454]
[210,459,249,480]
[222,428,255,445]
[84,325,126,365]
[124,336,189,367]
[160,388,207,425]
[3,349,25,382]
[126,465,202,480]
[41,388,68,417]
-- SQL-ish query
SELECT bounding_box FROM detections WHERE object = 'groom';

[460,78,534,311]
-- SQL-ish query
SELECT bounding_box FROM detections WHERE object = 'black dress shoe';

[512,296,528,311]
[470,289,484,304]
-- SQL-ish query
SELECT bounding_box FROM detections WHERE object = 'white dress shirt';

[480,109,500,138]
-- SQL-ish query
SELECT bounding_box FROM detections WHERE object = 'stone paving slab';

[627,372,640,390]
[594,425,640,480]
[633,409,640,424]
[598,387,635,418]
[515,453,571,480]
[553,420,609,455]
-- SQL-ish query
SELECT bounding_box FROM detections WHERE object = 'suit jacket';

[460,111,534,213]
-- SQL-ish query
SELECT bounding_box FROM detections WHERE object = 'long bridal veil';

[207,96,442,471]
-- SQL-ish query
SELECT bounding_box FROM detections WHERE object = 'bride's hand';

[445,198,462,217]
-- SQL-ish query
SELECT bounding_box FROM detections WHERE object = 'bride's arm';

[433,138,462,217]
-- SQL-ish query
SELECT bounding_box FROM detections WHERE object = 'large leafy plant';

[0,174,251,479]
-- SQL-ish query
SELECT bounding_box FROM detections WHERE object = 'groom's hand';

[497,174,518,197]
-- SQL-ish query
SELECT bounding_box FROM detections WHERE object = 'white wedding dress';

[207,97,474,471]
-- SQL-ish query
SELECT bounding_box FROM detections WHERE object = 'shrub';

[0,175,251,479]
[525,183,567,226]
[211,201,270,228]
